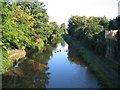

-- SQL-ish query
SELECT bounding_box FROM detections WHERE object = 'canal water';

[2,38,100,88]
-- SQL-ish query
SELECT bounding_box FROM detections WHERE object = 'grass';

[98,56,119,73]
[62,34,119,88]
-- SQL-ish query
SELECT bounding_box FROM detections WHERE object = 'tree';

[109,19,117,30]
[116,16,120,29]
[60,23,66,34]
[67,15,108,53]
[116,30,120,50]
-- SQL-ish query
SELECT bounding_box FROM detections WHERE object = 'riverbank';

[62,34,119,88]
[1,36,63,74]
[1,49,26,74]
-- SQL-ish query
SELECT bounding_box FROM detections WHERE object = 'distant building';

[105,30,118,40]
[118,1,120,16]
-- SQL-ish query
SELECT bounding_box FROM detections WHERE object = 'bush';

[0,49,13,74]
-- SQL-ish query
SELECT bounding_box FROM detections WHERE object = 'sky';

[40,0,120,26]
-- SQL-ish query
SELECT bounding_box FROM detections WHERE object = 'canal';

[2,38,100,88]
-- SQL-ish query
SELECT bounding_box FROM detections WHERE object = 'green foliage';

[2,2,34,49]
[108,16,120,30]
[0,49,13,73]
[63,35,119,88]
[67,15,108,55]
[1,0,65,74]
[60,23,67,34]
[109,16,120,58]
[116,16,120,29]
[68,16,87,37]
[109,19,118,30]
[2,0,64,50]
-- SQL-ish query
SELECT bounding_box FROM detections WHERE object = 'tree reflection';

[32,45,54,65]
[67,45,86,67]
[60,39,65,47]
[2,59,49,88]
[2,37,63,88]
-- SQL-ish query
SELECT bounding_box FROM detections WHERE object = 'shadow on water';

[68,45,86,67]
[2,37,63,88]
[2,37,100,88]
[46,38,100,88]
[68,44,99,81]
[2,59,49,88]
[2,45,57,88]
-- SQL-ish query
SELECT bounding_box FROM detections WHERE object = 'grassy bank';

[62,34,119,88]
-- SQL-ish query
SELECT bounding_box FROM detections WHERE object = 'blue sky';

[40,0,119,26]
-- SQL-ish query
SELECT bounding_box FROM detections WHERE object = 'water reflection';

[47,40,99,88]
[2,37,63,88]
[68,44,86,67]
[67,44,99,85]
[2,59,49,88]
[60,39,65,47]
[2,38,100,88]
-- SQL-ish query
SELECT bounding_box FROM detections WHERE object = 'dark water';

[2,38,100,88]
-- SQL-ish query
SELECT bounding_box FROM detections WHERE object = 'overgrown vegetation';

[1,0,66,73]
[65,15,120,88]
[1,0,120,88]
[0,49,13,73]
[68,16,109,56]
[109,16,120,60]
[63,35,119,88]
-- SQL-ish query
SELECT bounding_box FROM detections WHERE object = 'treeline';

[65,16,120,88]
[67,15,120,57]
[68,16,109,56]
[0,0,66,73]
[1,0,66,51]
